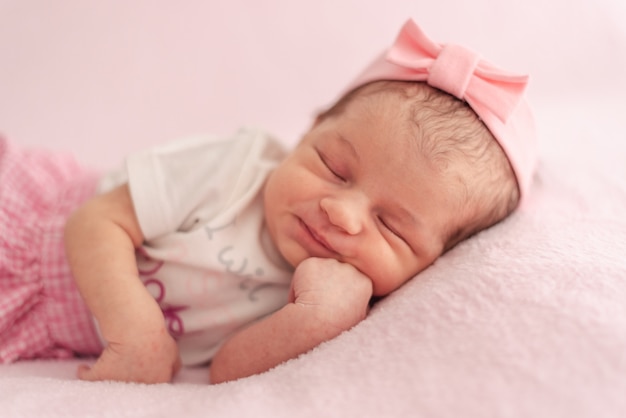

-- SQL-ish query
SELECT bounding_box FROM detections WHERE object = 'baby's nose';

[320,193,367,235]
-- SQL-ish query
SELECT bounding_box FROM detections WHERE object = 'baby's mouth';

[301,219,336,254]
[308,226,331,250]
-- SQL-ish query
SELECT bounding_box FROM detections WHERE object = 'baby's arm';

[209,257,373,384]
[64,184,180,383]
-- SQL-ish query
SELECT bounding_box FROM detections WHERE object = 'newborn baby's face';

[263,92,465,296]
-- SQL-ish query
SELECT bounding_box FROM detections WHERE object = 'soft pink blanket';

[1,100,625,417]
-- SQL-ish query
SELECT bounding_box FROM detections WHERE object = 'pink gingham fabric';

[0,137,103,362]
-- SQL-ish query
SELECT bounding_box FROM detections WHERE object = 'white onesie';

[99,127,293,365]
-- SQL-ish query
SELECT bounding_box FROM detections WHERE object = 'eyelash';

[378,216,408,244]
[318,151,346,182]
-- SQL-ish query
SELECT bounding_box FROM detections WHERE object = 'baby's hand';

[77,328,181,384]
[290,257,373,331]
[208,258,373,383]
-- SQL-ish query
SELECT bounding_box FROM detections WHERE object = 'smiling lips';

[298,218,337,255]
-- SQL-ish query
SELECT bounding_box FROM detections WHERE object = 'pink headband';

[342,19,537,201]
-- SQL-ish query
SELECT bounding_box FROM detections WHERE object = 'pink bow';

[386,20,528,123]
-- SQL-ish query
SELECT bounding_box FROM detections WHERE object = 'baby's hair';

[317,80,519,251]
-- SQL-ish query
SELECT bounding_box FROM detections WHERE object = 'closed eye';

[378,216,407,244]
[318,151,346,182]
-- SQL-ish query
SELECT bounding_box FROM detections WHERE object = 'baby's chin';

[275,244,307,270]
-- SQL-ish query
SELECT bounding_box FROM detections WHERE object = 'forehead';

[316,92,465,230]
[330,91,431,184]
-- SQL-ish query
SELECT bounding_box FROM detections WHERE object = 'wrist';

[95,292,167,342]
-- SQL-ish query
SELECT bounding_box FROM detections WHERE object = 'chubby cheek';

[360,249,422,296]
[269,159,311,198]
[265,165,299,213]
[368,269,412,297]
[263,164,315,263]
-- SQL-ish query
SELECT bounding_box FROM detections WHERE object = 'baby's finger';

[173,356,182,376]
[77,364,96,381]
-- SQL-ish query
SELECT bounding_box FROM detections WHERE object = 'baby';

[0,20,536,384]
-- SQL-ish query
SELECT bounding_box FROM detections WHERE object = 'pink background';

[1,0,625,168]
